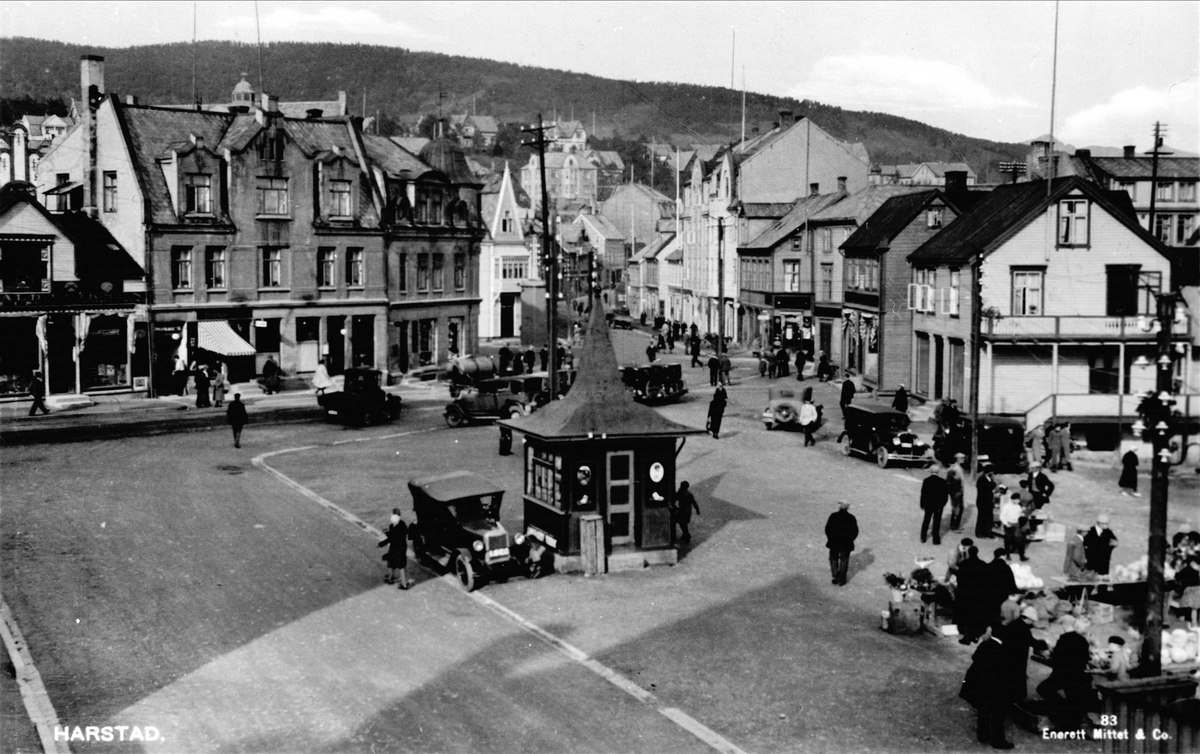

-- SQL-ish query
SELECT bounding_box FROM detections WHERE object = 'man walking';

[974,465,997,539]
[707,384,727,439]
[1000,493,1027,561]
[27,370,50,416]
[824,501,858,585]
[690,334,702,368]
[799,396,819,447]
[840,377,856,419]
[707,354,720,387]
[920,467,950,545]
[947,452,967,531]
[1083,514,1118,576]
[227,393,249,448]
[892,383,909,414]
[673,481,700,545]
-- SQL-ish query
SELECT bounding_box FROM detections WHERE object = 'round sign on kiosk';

[649,462,664,483]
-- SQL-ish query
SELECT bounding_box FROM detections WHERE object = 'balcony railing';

[1025,392,1200,430]
[985,315,1191,340]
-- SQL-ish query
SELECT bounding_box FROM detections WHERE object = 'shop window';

[205,247,226,289]
[255,318,281,353]
[296,316,320,342]
[80,314,129,390]
[171,246,192,289]
[346,248,363,287]
[103,171,117,212]
[318,247,336,287]
[261,247,283,288]
[526,447,563,510]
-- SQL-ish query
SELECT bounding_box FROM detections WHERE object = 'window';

[1156,182,1174,202]
[820,228,833,254]
[1119,182,1137,201]
[54,173,70,212]
[258,130,285,162]
[1137,271,1162,315]
[171,246,192,289]
[414,188,428,224]
[782,260,800,292]
[1179,182,1196,202]
[501,211,514,234]
[256,178,289,216]
[398,253,407,291]
[1179,215,1195,245]
[346,248,363,287]
[431,190,443,225]
[329,180,352,218]
[102,171,117,212]
[318,248,336,287]
[1011,269,1044,315]
[1058,199,1089,245]
[927,209,943,228]
[526,447,563,509]
[432,254,444,290]
[417,253,429,291]
[791,235,802,251]
[454,252,465,290]
[1154,214,1173,243]
[908,269,937,312]
[205,247,226,289]
[185,174,212,214]
[261,247,282,288]
[943,269,961,317]
[501,259,527,279]
[820,263,833,299]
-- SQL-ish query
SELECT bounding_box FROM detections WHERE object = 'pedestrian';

[947,452,967,531]
[646,342,658,363]
[26,369,50,416]
[707,354,720,386]
[955,545,988,643]
[212,365,227,408]
[758,351,768,378]
[666,329,675,353]
[226,393,248,448]
[656,332,666,352]
[958,626,1013,749]
[774,347,789,378]
[892,384,909,414]
[1000,493,1027,561]
[690,335,702,368]
[673,481,700,544]
[511,352,525,375]
[1083,514,1118,575]
[1027,463,1055,508]
[985,548,1018,627]
[1058,421,1074,471]
[817,351,831,382]
[707,385,727,439]
[799,396,819,447]
[718,352,732,385]
[261,356,280,394]
[498,346,513,375]
[795,349,806,381]
[1047,424,1064,471]
[194,365,212,408]
[498,425,513,456]
[840,377,856,418]
[173,353,188,395]
[920,467,949,545]
[1025,423,1046,468]
[946,537,975,585]
[766,346,777,379]
[539,346,549,372]
[975,465,997,539]
[523,346,536,373]
[1035,616,1094,726]
[1063,527,1090,580]
[311,358,332,395]
[378,509,410,589]
[824,501,858,586]
[1118,449,1140,497]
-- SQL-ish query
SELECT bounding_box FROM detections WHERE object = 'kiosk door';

[605,450,635,547]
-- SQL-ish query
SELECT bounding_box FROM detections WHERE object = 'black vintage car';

[934,415,1028,473]
[837,403,933,468]
[444,370,575,427]
[619,363,688,404]
[317,368,402,425]
[408,471,541,591]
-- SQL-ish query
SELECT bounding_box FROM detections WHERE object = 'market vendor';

[1063,527,1091,580]
[1103,636,1131,681]
[945,538,974,585]
[1035,616,1094,725]
[1083,514,1119,576]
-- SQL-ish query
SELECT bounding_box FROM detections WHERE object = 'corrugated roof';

[741,192,847,250]
[842,190,939,251]
[499,301,703,440]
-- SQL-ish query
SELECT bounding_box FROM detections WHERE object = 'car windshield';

[347,372,378,389]
[886,414,911,432]
[450,495,499,523]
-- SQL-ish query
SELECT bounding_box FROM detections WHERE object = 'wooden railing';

[985,315,1191,340]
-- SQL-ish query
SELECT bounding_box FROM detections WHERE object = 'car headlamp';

[893,437,901,445]
[514,533,525,545]
[472,540,484,552]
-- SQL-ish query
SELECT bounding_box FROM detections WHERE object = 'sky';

[4,0,1198,152]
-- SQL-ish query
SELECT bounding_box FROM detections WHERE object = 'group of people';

[918,456,971,546]
[496,344,570,376]
[1024,421,1075,472]
[192,363,229,408]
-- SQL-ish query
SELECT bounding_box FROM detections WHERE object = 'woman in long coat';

[1118,450,1139,496]
[378,509,410,588]
[707,385,728,439]
[211,366,227,407]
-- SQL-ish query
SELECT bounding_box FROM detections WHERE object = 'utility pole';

[717,217,725,357]
[523,115,557,399]
[1147,122,1167,238]
[969,254,982,479]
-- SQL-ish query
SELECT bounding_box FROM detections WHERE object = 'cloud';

[791,55,1035,117]
[217,5,438,44]
[1060,81,1200,153]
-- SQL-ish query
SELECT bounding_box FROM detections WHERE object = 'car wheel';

[876,446,890,468]
[508,405,525,419]
[764,422,774,431]
[841,440,853,456]
[454,555,477,592]
[775,405,796,424]
[445,407,465,428]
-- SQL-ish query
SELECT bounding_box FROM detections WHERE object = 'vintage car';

[934,415,1029,473]
[408,471,541,591]
[619,363,688,404]
[609,315,636,330]
[317,368,402,425]
[761,386,824,430]
[444,371,575,427]
[837,403,933,468]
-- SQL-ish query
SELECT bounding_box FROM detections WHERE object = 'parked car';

[444,370,574,427]
[837,403,933,468]
[934,415,1029,473]
[407,471,540,591]
[609,315,635,330]
[619,363,688,404]
[761,386,824,430]
[317,368,401,425]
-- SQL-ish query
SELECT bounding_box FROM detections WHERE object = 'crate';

[887,600,926,635]
[1091,603,1116,624]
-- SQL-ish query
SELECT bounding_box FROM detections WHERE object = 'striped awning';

[198,321,255,356]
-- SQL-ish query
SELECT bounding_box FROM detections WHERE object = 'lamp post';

[1132,288,1186,677]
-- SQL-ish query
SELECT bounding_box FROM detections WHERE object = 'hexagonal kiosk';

[500,303,703,573]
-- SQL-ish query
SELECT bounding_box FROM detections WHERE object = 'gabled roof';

[577,213,624,240]
[907,175,1176,266]
[737,202,796,219]
[741,192,847,250]
[629,232,675,263]
[362,133,428,177]
[919,162,977,178]
[0,193,143,281]
[466,115,499,133]
[215,114,261,152]
[279,100,344,119]
[842,190,940,252]
[591,150,625,170]
[285,118,357,157]
[809,184,931,226]
[499,302,703,440]
[657,233,682,262]
[391,136,430,154]
[1084,156,1200,181]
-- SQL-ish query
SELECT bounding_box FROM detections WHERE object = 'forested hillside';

[1,37,1027,178]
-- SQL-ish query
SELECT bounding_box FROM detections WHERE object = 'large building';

[32,55,484,395]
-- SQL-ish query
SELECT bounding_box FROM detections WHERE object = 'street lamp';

[1133,288,1188,678]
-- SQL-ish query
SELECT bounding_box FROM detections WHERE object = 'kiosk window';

[526,447,562,509]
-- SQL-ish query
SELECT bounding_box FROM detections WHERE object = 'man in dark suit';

[920,468,950,545]
[27,370,50,416]
[1083,514,1118,575]
[824,501,858,586]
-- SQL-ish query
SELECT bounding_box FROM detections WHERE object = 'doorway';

[605,450,635,548]
[47,314,75,394]
[934,336,945,399]
[500,293,516,338]
[326,315,345,375]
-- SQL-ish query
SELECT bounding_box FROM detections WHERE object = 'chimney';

[81,55,104,219]
[190,134,205,151]
[260,92,279,113]
[125,95,138,105]
[809,182,820,197]
[837,176,847,192]
[1124,145,1136,159]
[1075,148,1091,159]
[944,170,966,197]
[778,109,793,126]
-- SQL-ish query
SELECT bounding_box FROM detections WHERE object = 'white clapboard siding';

[2,201,77,283]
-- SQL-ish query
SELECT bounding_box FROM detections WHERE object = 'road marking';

[893,474,922,484]
[255,436,748,754]
[0,599,71,754]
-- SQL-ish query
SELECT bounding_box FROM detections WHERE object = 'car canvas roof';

[846,403,905,416]
[408,470,505,502]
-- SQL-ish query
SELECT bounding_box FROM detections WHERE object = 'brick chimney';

[1075,148,1091,159]
[778,109,793,127]
[809,182,820,197]
[81,55,104,218]
[1124,145,1136,159]
[837,176,847,192]
[944,170,967,197]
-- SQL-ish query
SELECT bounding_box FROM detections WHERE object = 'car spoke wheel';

[445,407,465,428]
[876,446,890,468]
[508,405,525,419]
[840,440,853,456]
[455,555,477,592]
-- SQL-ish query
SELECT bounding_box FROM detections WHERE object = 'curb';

[0,599,70,754]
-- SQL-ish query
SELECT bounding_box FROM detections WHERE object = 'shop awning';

[198,321,255,356]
